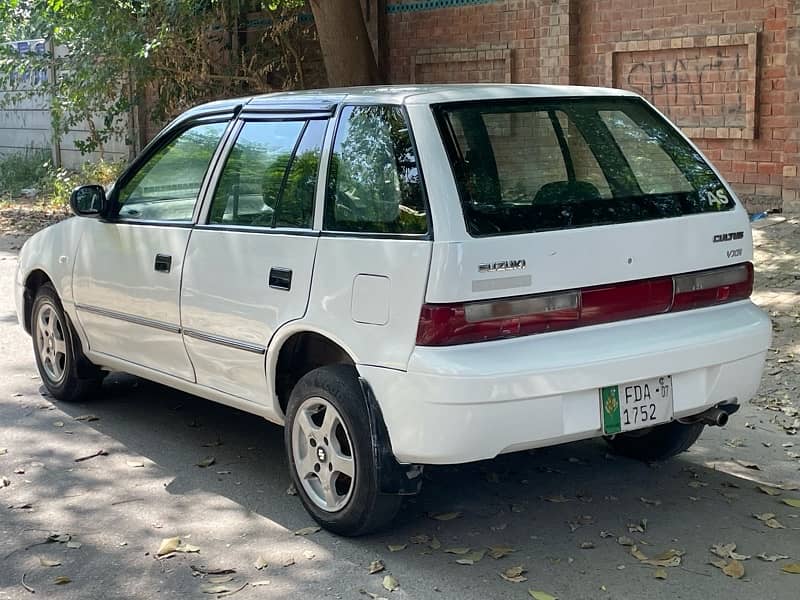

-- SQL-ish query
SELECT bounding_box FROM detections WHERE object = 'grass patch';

[0,147,52,198]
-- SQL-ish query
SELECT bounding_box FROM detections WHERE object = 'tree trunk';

[309,0,379,86]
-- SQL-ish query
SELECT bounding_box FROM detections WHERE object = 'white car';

[15,85,771,535]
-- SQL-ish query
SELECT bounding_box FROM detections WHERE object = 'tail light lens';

[416,262,754,346]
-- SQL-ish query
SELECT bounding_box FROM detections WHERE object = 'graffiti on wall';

[612,41,756,138]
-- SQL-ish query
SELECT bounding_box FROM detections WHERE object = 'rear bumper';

[360,301,771,464]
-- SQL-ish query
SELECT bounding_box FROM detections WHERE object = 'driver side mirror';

[69,185,107,217]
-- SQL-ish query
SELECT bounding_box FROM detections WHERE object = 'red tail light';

[416,263,754,346]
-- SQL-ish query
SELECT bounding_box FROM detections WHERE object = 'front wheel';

[285,365,402,536]
[605,421,705,462]
[31,284,104,402]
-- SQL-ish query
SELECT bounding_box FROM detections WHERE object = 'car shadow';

[41,372,800,599]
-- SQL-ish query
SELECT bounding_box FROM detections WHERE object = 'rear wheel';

[605,421,705,462]
[31,284,104,402]
[285,365,402,536]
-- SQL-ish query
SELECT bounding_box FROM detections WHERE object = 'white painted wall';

[0,39,131,169]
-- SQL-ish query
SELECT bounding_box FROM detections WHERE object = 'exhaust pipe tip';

[697,407,729,427]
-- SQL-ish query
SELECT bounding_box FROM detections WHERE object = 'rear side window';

[209,119,325,228]
[435,98,733,237]
[325,105,427,235]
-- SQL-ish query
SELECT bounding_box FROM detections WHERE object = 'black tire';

[31,283,104,402]
[605,421,705,462]
[284,364,402,536]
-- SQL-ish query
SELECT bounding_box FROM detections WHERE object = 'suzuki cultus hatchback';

[15,85,771,534]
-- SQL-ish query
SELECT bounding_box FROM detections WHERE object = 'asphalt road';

[1,228,799,600]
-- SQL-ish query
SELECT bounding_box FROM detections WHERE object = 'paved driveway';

[0,219,798,600]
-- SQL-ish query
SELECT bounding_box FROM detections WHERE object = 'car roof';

[187,84,638,116]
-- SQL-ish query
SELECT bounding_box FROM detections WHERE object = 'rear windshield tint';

[433,98,734,237]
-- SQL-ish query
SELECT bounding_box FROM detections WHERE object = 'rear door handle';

[269,267,292,291]
[154,254,172,273]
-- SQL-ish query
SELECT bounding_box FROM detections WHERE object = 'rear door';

[420,96,752,304]
[179,114,328,405]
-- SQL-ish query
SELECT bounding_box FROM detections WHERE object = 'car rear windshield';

[433,98,734,237]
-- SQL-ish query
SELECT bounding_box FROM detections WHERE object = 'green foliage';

[0,147,51,196]
[38,158,126,208]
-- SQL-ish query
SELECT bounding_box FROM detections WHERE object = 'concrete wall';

[0,39,130,169]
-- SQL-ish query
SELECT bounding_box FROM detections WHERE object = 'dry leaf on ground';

[157,537,181,556]
[387,544,406,552]
[487,545,515,559]
[781,498,800,508]
[781,563,800,574]
[758,485,782,496]
[429,536,441,550]
[294,526,321,536]
[126,460,145,468]
[74,415,99,422]
[53,576,71,585]
[756,553,789,562]
[382,575,400,592]
[444,547,471,555]
[617,536,635,546]
[254,556,269,570]
[529,590,557,600]
[456,550,485,565]
[543,494,570,503]
[65,541,81,549]
[196,457,216,468]
[251,580,270,587]
[368,560,385,574]
[640,497,662,506]
[39,558,61,567]
[735,459,761,470]
[430,511,462,521]
[409,534,430,544]
[500,566,527,583]
[654,568,667,580]
[722,559,745,579]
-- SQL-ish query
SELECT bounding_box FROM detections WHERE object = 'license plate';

[600,375,673,435]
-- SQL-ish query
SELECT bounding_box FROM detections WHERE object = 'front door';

[180,117,328,403]
[73,119,229,380]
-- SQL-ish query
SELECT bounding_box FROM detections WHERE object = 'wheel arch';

[22,268,55,334]
[268,324,358,419]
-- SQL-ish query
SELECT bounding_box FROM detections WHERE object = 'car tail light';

[416,263,754,346]
[672,262,753,311]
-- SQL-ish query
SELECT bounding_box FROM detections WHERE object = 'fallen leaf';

[617,536,635,547]
[176,542,200,553]
[157,537,180,557]
[302,550,315,560]
[387,544,406,552]
[730,551,751,561]
[190,566,236,576]
[294,526,321,536]
[53,576,71,585]
[500,566,527,583]
[456,550,485,565]
[126,460,145,468]
[758,485,783,496]
[207,575,234,584]
[487,545,515,559]
[642,549,684,567]
[282,557,295,567]
[196,457,216,468]
[444,547,471,555]
[49,533,70,543]
[754,512,776,521]
[711,543,737,559]
[543,494,570,503]
[430,511,461,521]
[66,541,81,549]
[599,530,615,538]
[429,536,441,550]
[756,553,789,562]
[39,558,61,567]
[722,559,745,579]
[74,415,99,422]
[781,563,800,574]
[254,556,269,570]
[251,580,270,587]
[201,584,235,594]
[640,497,662,506]
[782,498,800,508]
[654,568,667,580]
[766,518,786,529]
[735,459,761,470]
[709,558,728,569]
[53,421,64,427]
[382,574,400,592]
[630,546,648,561]
[529,590,557,600]
[580,542,595,549]
[368,559,385,574]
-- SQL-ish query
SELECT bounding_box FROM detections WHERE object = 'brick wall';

[384,0,797,213]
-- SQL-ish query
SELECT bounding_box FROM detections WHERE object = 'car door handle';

[269,267,292,291]
[154,254,172,273]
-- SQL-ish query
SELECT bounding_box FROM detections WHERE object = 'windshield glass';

[433,98,734,237]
